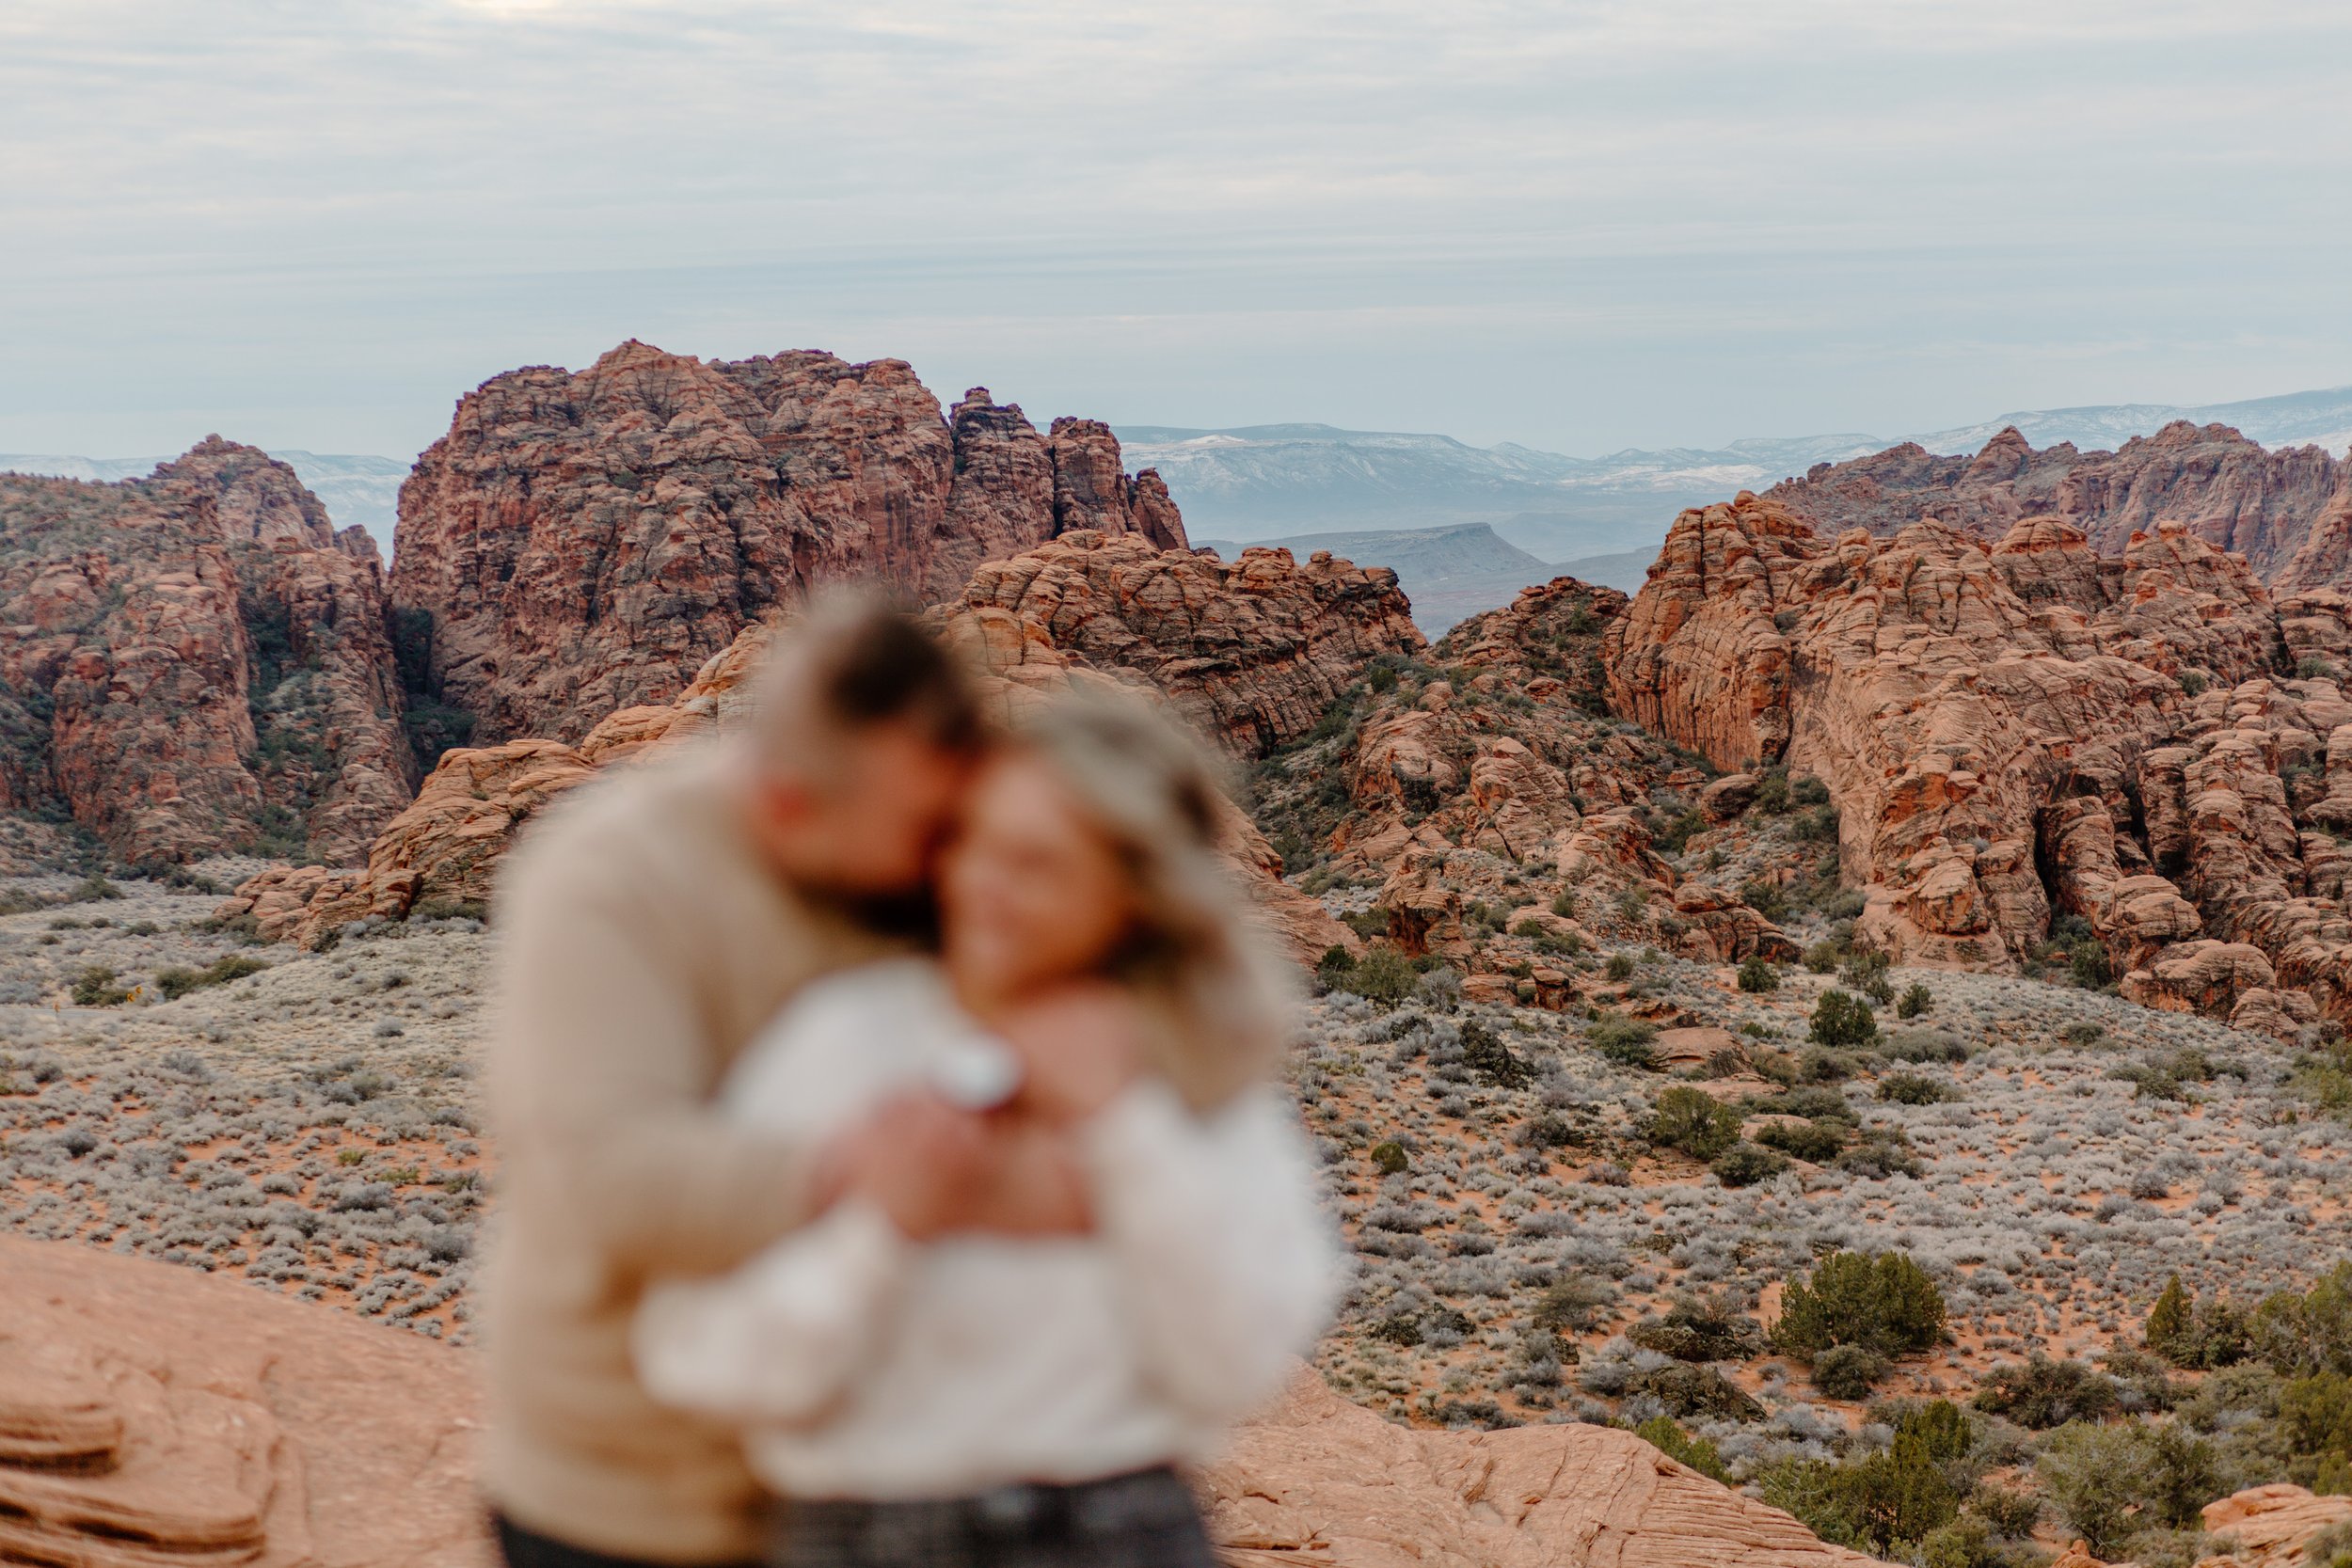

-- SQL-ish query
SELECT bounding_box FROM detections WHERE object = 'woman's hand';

[818,1091,1095,1238]
[991,983,1149,1128]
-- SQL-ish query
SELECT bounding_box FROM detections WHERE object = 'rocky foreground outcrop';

[1765,421,2352,586]
[0,1235,483,1568]
[389,342,1187,746]
[0,1233,1917,1568]
[1601,493,2352,1032]
[0,440,414,865]
[226,535,1411,960]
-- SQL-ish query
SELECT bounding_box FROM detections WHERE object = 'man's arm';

[491,843,821,1282]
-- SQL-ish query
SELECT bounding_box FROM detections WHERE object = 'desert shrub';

[1458,1020,1531,1087]
[1345,947,1419,1006]
[1530,1273,1616,1334]
[1965,1481,2042,1539]
[410,896,487,923]
[1645,1086,1741,1161]
[1369,1140,1409,1176]
[1604,952,1635,982]
[1627,1362,1761,1421]
[2035,1419,2223,1556]
[1896,981,1933,1019]
[1883,1026,1971,1063]
[1740,879,1788,921]
[1627,1294,1763,1362]
[1839,948,1895,1004]
[1736,956,1780,992]
[1798,1045,1859,1084]
[1521,1112,1579,1149]
[1710,1141,1789,1188]
[1793,803,1840,843]
[1803,940,1842,974]
[2305,1523,2352,1568]
[71,964,131,1006]
[2071,942,2114,989]
[1894,1399,1976,1462]
[1758,1433,1958,1555]
[1972,1354,2119,1429]
[1813,1343,1890,1399]
[1654,808,1706,854]
[72,874,123,902]
[1772,1250,1946,1360]
[1635,1416,1731,1482]
[153,954,268,1001]
[2252,1260,2352,1378]
[1880,1071,1959,1105]
[1810,990,1879,1048]
[1756,1117,1849,1163]
[1745,1085,1855,1121]
[1838,1125,1924,1179]
[1587,1011,1659,1069]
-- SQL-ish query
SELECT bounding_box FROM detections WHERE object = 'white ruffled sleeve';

[630,1199,910,1423]
[1078,1082,1344,1426]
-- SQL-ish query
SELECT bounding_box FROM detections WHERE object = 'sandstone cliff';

[227,533,1413,961]
[1764,421,2352,586]
[1601,493,2352,1032]
[389,342,1184,745]
[0,440,413,865]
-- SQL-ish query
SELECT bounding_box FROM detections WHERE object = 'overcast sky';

[5,0,2350,462]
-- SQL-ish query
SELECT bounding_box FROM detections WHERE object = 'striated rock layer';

[1764,421,2352,587]
[0,439,414,865]
[0,1234,486,1568]
[389,341,1185,745]
[1602,492,2352,1032]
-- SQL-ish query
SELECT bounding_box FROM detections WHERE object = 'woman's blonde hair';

[1008,689,1295,1112]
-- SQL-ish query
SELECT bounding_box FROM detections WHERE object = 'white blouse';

[630,959,1342,1502]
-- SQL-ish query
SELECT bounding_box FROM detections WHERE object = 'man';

[483,599,1027,1568]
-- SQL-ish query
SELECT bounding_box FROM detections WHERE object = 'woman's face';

[941,751,1137,1002]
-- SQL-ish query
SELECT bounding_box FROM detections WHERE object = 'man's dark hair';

[816,607,983,750]
[750,594,985,768]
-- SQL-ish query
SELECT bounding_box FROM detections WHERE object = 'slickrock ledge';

[1200,1373,1877,1567]
[0,1235,487,1568]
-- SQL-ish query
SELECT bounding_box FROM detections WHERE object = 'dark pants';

[493,1513,760,1568]
[773,1469,1217,1568]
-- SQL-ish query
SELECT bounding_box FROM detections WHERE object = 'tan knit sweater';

[481,743,902,1562]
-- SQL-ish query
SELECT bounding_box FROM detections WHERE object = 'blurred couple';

[480,598,1339,1568]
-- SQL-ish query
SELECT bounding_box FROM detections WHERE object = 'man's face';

[746,724,972,897]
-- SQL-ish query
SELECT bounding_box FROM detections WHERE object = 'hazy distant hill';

[1121,382,2352,563]
[0,450,405,550]
[1914,383,2352,459]
[1194,521,1655,633]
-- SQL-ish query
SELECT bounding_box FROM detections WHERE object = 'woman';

[632,692,1340,1568]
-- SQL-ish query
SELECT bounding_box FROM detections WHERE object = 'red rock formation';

[1046,419,1188,549]
[946,532,1422,756]
[230,536,1405,962]
[1765,421,2352,586]
[0,443,413,865]
[1602,492,2352,1030]
[1201,1373,1876,1567]
[0,1235,488,1568]
[389,342,1184,745]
